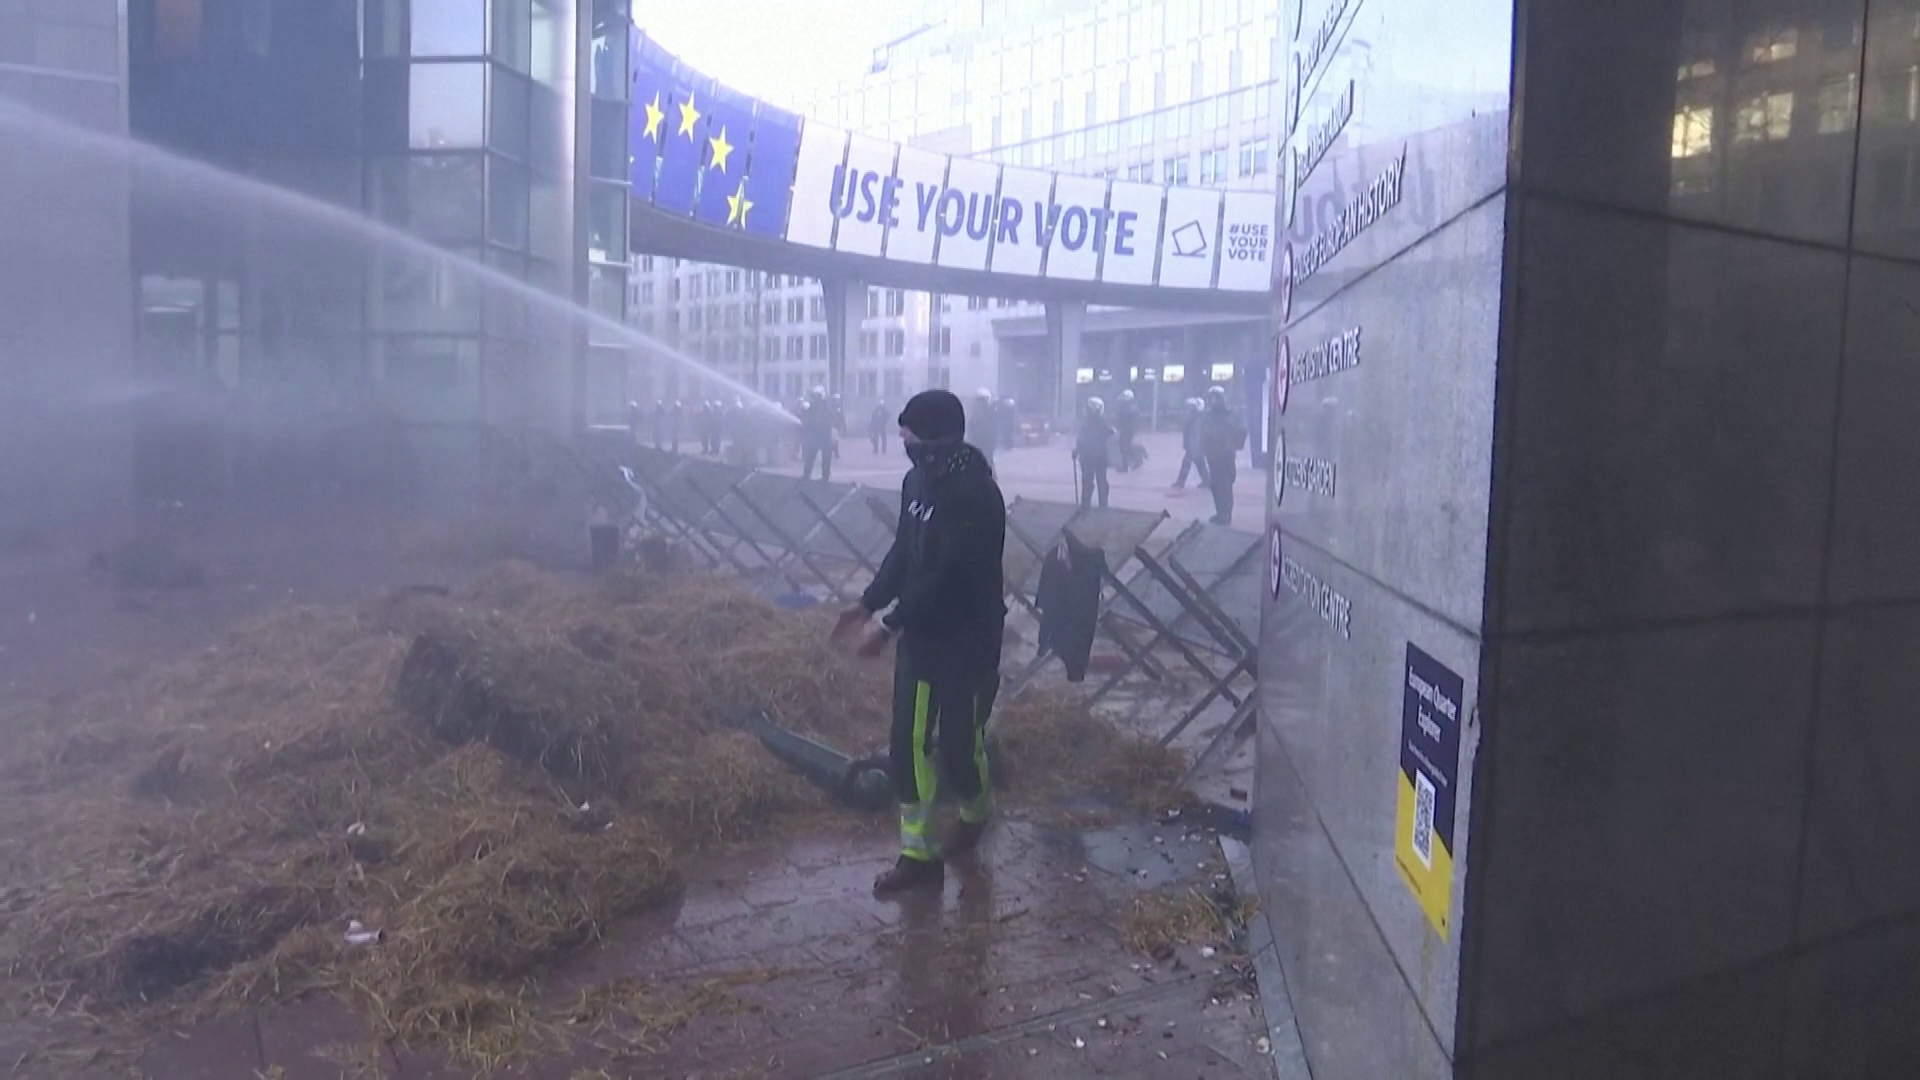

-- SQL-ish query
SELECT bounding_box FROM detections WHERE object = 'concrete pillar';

[821,277,864,398]
[1045,299,1085,423]
[1247,0,1913,1077]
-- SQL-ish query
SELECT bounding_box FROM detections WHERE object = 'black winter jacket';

[861,441,1007,659]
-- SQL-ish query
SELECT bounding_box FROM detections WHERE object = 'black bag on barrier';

[1035,532,1104,682]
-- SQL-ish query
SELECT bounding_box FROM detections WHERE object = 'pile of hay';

[0,562,1181,1065]
[1121,883,1258,960]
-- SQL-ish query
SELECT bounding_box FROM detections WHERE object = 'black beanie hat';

[897,389,967,441]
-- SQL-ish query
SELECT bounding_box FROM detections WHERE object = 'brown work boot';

[873,855,945,897]
[944,819,989,858]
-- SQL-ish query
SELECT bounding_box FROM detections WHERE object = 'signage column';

[1045,301,1086,423]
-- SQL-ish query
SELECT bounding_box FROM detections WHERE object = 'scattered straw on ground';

[1121,883,1259,960]
[0,561,1183,1069]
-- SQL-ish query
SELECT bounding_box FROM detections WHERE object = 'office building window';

[1239,138,1269,176]
[810,296,826,321]
[1745,27,1799,64]
[884,369,906,399]
[1164,155,1190,184]
[937,326,952,356]
[688,307,703,330]
[786,373,805,399]
[787,336,804,360]
[788,297,805,321]
[766,301,780,324]
[1200,147,1228,184]
[1734,91,1794,143]
[932,366,952,390]
[867,289,881,317]
[886,289,906,316]
[886,329,906,356]
[1167,104,1193,138]
[862,330,878,356]
[811,332,828,358]
[1817,74,1857,134]
[765,374,782,399]
[1672,106,1715,157]
[858,371,879,397]
[1128,161,1154,181]
[725,270,740,293]
[640,281,653,303]
[689,276,703,299]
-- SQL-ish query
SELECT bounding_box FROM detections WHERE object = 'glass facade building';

[125,0,624,437]
[0,1,132,545]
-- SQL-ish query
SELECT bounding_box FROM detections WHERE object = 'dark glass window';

[490,67,531,160]
[372,154,483,242]
[590,98,627,179]
[591,0,630,100]
[487,156,530,248]
[491,0,532,72]
[372,248,484,332]
[589,183,629,263]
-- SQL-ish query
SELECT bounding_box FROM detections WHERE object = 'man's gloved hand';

[855,623,894,658]
[831,604,870,644]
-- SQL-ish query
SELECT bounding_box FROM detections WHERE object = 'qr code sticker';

[1412,772,1436,870]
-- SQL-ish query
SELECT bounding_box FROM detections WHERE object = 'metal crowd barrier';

[599,444,1263,785]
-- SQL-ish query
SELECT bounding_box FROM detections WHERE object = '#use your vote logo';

[830,165,1145,257]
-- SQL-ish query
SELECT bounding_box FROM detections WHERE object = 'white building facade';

[628,0,1281,422]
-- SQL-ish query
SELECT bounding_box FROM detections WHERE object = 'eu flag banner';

[739,103,801,238]
[628,30,666,203]
[693,85,757,228]
[654,61,714,216]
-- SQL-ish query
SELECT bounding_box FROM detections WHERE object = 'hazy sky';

[633,1,914,109]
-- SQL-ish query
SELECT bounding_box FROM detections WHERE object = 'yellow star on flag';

[642,92,664,141]
[707,126,735,172]
[676,93,701,139]
[726,178,754,228]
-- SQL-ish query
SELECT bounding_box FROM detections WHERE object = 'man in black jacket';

[836,389,1007,896]
[1073,397,1113,508]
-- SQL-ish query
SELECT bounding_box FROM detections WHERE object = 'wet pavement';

[106,815,1273,1079]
